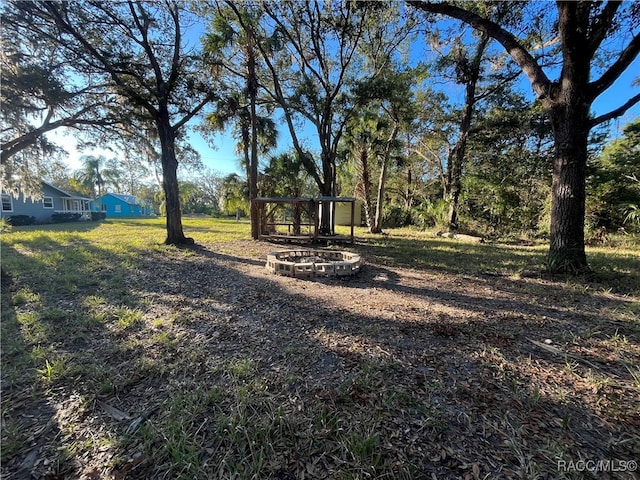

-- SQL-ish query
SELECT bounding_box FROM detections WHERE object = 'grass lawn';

[1,217,639,479]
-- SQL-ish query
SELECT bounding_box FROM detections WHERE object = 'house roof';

[103,193,140,205]
[42,181,93,200]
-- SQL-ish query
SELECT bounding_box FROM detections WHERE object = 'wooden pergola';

[252,196,356,244]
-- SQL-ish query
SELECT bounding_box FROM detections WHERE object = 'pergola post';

[350,200,355,244]
[313,199,319,243]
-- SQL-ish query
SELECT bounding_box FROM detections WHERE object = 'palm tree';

[220,173,249,218]
[343,113,390,233]
[262,152,311,234]
[77,155,106,197]
[207,93,277,185]
[204,4,277,238]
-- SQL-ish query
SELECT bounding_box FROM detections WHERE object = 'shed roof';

[103,193,139,204]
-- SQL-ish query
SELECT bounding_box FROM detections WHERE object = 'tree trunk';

[447,33,489,231]
[446,142,464,230]
[293,204,302,235]
[240,124,253,235]
[318,147,334,235]
[358,148,375,232]
[241,124,250,191]
[372,124,399,233]
[407,0,639,275]
[547,108,590,273]
[371,157,387,234]
[405,167,413,209]
[157,110,192,245]
[247,38,260,240]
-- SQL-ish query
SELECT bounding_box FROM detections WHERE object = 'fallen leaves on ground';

[2,240,639,479]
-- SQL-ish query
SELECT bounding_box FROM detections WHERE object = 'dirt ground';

[2,239,639,479]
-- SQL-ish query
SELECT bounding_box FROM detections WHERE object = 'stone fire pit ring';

[266,249,362,278]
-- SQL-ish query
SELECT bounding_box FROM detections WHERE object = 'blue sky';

[183,55,640,178]
[54,11,640,180]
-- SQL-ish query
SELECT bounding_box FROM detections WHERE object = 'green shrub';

[90,212,107,221]
[7,215,36,226]
[51,213,82,223]
[415,199,450,230]
[382,206,413,228]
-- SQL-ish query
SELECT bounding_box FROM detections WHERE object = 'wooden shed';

[335,199,362,226]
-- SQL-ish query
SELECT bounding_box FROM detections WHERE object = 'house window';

[1,194,13,212]
[115,204,121,213]
[43,196,54,209]
[101,204,107,212]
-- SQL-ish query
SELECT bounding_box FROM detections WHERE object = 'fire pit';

[266,249,362,278]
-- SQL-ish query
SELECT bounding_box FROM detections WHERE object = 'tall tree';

[251,1,411,233]
[440,30,490,230]
[76,155,113,197]
[112,114,202,197]
[369,71,416,233]
[206,94,277,183]
[343,113,386,231]
[404,88,453,208]
[261,152,313,234]
[462,98,555,236]
[10,1,217,245]
[409,1,640,273]
[425,2,529,231]
[193,168,224,214]
[343,68,414,234]
[203,2,277,239]
[204,93,277,236]
[351,8,420,233]
[219,173,248,217]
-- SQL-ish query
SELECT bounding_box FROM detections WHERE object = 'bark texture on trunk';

[445,109,470,230]
[372,124,399,234]
[547,107,590,273]
[545,2,591,274]
[446,142,464,230]
[371,157,387,234]
[405,167,413,209]
[408,0,640,275]
[158,112,192,246]
[446,33,488,231]
[318,148,335,235]
[358,148,375,232]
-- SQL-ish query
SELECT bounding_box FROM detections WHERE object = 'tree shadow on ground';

[0,236,171,478]
[2,234,638,479]
[168,243,640,478]
[355,235,640,296]
[1,248,72,479]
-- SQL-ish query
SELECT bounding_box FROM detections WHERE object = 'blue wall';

[97,194,150,217]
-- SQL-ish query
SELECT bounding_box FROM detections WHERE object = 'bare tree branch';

[590,92,640,127]
[587,1,622,58]
[588,32,640,98]
[408,1,552,98]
